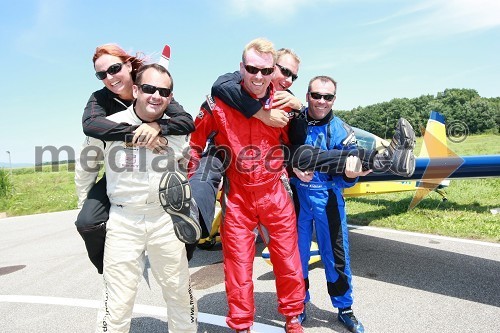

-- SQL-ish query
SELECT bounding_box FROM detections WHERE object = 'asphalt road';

[0,210,499,332]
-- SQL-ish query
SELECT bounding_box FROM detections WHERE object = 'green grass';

[0,134,498,242]
[0,168,14,198]
[447,134,500,156]
[0,164,78,216]
[347,178,500,242]
[347,133,500,242]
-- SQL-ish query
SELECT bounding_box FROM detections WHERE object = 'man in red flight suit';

[189,38,305,333]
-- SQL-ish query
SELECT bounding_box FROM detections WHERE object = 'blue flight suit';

[290,109,359,309]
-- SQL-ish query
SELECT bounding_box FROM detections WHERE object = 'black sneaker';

[338,307,364,333]
[373,118,416,177]
[159,171,201,244]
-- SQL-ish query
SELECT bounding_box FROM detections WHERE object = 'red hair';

[92,44,145,81]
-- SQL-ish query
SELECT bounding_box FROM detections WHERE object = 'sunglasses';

[95,63,123,80]
[309,92,336,101]
[139,84,172,97]
[276,64,298,81]
[244,65,275,76]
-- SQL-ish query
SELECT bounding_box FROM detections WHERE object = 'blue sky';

[1,0,499,164]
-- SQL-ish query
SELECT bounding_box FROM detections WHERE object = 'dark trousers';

[75,175,109,274]
[189,154,224,237]
[290,145,377,174]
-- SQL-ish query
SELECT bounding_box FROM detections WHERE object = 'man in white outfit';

[75,63,197,333]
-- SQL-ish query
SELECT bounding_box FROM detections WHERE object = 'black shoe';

[373,118,416,177]
[159,171,201,244]
[338,307,364,333]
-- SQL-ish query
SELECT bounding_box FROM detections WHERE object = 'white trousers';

[96,205,197,333]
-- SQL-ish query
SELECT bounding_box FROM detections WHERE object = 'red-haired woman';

[75,44,195,274]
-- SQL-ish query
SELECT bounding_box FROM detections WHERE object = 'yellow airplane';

[198,111,447,250]
[197,111,500,266]
[262,111,453,265]
[344,111,450,199]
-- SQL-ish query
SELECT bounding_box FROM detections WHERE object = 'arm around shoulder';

[159,98,195,135]
[211,71,262,118]
[82,89,135,141]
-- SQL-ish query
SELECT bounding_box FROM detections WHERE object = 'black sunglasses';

[276,64,298,81]
[309,92,336,101]
[139,84,172,97]
[244,65,275,76]
[95,63,123,80]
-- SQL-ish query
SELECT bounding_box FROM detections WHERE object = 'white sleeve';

[74,136,105,208]
[165,134,190,170]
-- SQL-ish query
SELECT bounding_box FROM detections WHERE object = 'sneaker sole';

[398,118,416,149]
[159,171,191,212]
[169,211,201,244]
[159,171,201,244]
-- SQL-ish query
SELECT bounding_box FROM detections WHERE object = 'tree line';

[335,88,500,139]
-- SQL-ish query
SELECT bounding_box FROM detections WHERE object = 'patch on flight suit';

[205,95,216,111]
[198,95,216,119]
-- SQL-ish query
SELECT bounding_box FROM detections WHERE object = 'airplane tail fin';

[345,111,453,199]
[413,111,453,205]
[419,111,448,158]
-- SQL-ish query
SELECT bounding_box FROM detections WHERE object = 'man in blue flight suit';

[290,75,416,333]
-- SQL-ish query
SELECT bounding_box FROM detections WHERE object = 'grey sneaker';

[373,118,416,177]
[159,171,201,244]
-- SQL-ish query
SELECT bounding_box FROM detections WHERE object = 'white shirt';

[74,105,189,208]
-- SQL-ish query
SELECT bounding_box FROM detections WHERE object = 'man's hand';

[293,168,313,182]
[253,108,289,128]
[147,136,169,154]
[133,123,161,146]
[272,91,302,110]
[344,156,372,179]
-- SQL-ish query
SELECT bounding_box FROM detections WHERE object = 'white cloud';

[440,0,500,31]
[363,2,435,27]
[332,0,500,68]
[227,0,322,18]
[380,0,500,46]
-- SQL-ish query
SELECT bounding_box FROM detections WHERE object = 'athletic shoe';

[158,171,201,244]
[285,316,304,333]
[338,307,365,333]
[373,117,416,177]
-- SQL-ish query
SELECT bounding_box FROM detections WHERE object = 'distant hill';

[0,162,33,168]
[0,160,76,169]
